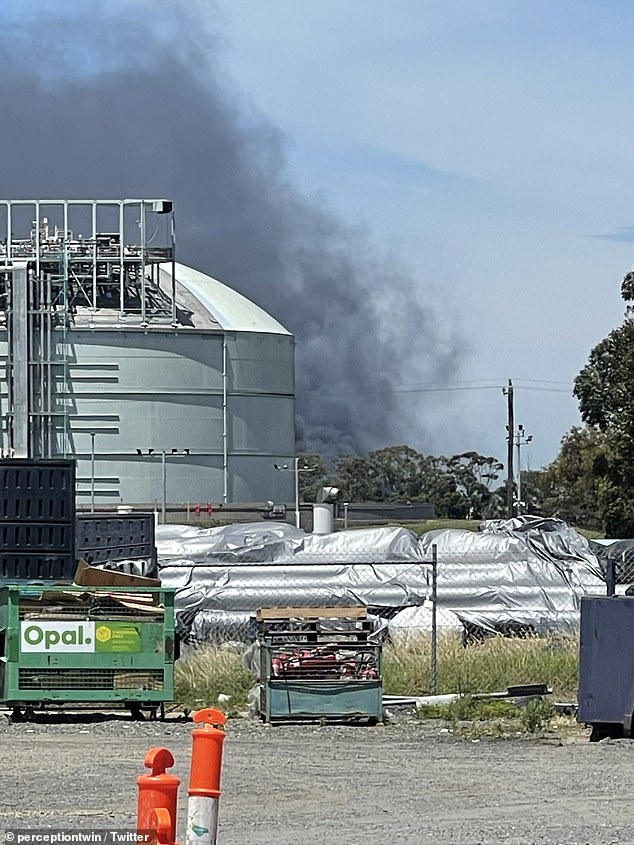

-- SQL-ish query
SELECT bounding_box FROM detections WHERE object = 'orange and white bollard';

[137,747,181,845]
[185,708,227,845]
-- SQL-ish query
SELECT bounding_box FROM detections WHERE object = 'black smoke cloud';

[0,1,463,456]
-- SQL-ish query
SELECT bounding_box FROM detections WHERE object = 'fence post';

[606,555,616,597]
[431,543,438,695]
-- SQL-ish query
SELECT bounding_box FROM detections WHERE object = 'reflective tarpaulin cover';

[156,523,431,641]
[156,521,426,564]
[417,516,605,636]
[156,517,606,643]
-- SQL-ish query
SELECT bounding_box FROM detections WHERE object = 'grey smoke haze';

[0,1,462,456]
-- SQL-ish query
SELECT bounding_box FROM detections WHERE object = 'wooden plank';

[48,589,162,615]
[256,606,367,621]
[93,592,163,614]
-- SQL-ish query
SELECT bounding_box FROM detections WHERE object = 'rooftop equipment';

[0,198,176,460]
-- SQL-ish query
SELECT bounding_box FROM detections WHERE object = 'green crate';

[0,584,175,707]
[259,640,383,723]
[264,677,383,722]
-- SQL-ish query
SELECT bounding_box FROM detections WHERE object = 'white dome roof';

[159,262,291,335]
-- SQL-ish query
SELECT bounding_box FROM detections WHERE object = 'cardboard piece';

[73,558,160,588]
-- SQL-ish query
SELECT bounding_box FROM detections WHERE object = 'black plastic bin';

[0,459,76,582]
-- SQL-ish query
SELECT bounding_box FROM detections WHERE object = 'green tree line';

[298,446,507,520]
[298,429,608,531]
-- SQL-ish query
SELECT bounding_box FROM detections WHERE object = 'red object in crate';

[271,645,374,680]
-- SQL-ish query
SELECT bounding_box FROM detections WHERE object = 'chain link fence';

[161,548,435,646]
[158,532,602,696]
[590,540,634,596]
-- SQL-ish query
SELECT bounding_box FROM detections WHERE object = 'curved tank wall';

[0,328,297,508]
[66,328,295,507]
[0,208,300,508]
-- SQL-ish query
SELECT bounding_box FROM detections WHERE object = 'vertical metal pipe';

[120,201,127,315]
[35,201,40,278]
[222,337,228,504]
[90,431,96,512]
[37,246,45,456]
[1,204,9,456]
[11,264,30,457]
[6,202,11,262]
[171,211,177,328]
[61,203,70,457]
[140,201,147,326]
[92,200,97,311]
[294,456,300,529]
[32,204,40,458]
[62,201,69,311]
[431,543,438,695]
[6,267,13,454]
[46,272,52,457]
[54,202,62,457]
[119,201,125,316]
[161,449,167,524]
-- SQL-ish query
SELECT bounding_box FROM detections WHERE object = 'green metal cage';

[0,584,175,709]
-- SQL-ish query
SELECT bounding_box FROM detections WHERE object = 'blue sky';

[7,0,634,470]
[211,0,634,468]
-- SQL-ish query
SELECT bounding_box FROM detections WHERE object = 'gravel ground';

[1,711,633,845]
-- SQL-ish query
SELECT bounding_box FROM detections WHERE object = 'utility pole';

[514,424,533,515]
[503,379,514,518]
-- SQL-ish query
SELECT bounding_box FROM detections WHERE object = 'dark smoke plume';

[0,1,462,456]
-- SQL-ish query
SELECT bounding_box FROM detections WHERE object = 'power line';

[519,386,573,394]
[514,378,572,386]
[316,382,574,398]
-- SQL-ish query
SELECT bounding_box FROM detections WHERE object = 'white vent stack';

[313,486,339,535]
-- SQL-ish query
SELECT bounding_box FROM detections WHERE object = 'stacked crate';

[75,512,157,577]
[257,607,383,724]
[0,459,76,582]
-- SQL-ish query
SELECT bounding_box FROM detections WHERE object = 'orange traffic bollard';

[137,747,181,845]
[186,708,227,845]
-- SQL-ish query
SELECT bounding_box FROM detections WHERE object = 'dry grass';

[174,646,254,711]
[173,633,580,711]
[383,632,579,700]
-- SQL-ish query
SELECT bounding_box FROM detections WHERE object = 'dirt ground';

[0,711,633,845]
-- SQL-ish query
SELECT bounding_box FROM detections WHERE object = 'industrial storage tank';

[0,199,296,510]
